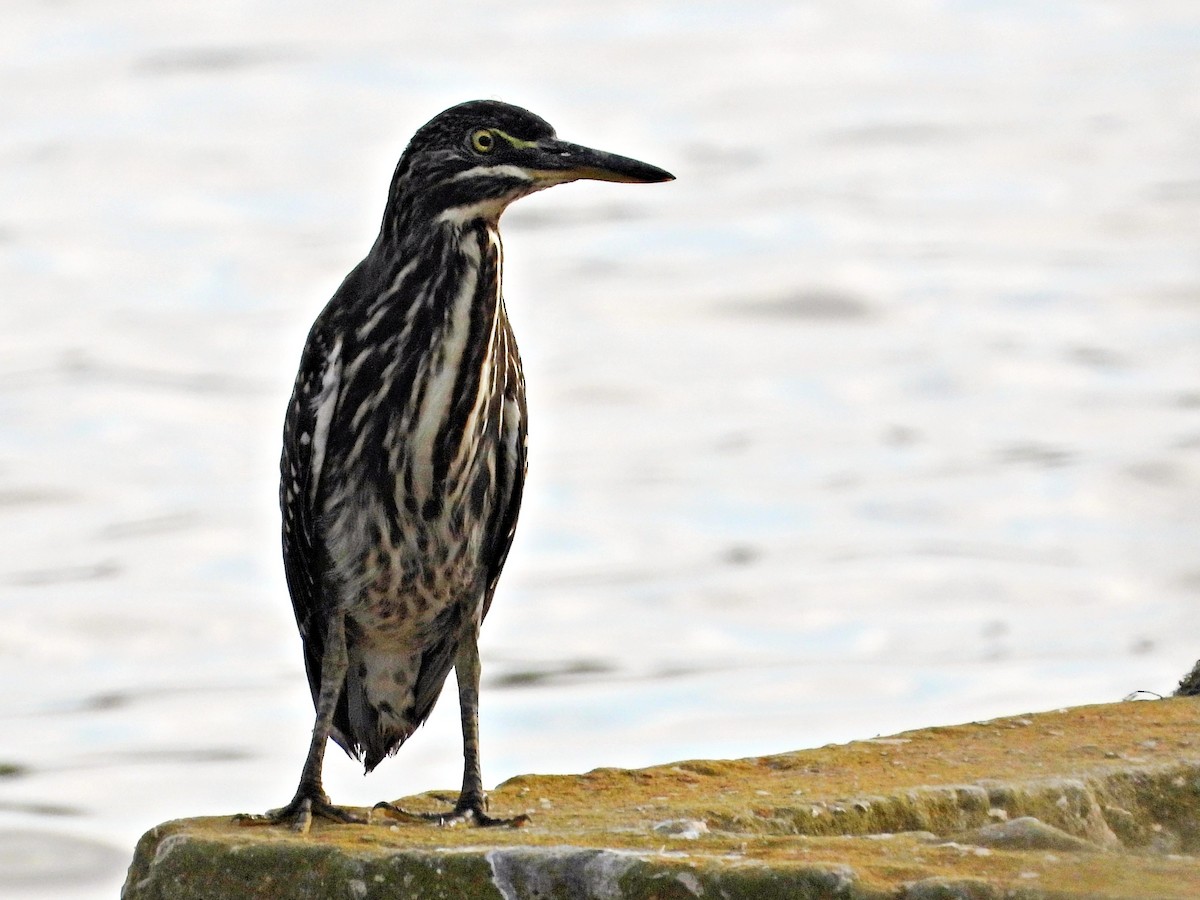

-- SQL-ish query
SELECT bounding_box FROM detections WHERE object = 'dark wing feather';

[280,259,373,734]
[279,290,356,729]
[281,328,330,707]
[481,316,528,622]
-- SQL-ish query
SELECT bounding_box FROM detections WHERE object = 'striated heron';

[252,100,672,832]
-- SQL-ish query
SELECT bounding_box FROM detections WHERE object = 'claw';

[370,801,429,825]
[235,790,364,833]
[372,799,529,828]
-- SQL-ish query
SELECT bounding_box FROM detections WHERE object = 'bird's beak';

[526,138,675,185]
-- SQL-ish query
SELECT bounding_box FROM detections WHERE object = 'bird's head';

[387,100,674,226]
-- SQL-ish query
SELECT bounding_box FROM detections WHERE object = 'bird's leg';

[235,611,363,833]
[450,634,490,819]
[446,635,528,825]
[375,633,527,828]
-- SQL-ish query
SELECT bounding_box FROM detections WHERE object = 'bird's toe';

[370,798,528,828]
[234,791,363,833]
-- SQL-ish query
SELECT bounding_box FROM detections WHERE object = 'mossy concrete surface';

[123,698,1200,899]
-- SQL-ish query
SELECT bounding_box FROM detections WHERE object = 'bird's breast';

[340,473,497,632]
[318,221,512,626]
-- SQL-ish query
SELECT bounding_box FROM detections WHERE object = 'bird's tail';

[339,645,422,772]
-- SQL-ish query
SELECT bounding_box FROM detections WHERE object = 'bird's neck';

[387,217,505,513]
[380,172,514,254]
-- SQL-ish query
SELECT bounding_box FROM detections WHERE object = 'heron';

[253,100,672,832]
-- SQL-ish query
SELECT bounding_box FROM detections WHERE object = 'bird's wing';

[280,319,345,708]
[480,316,528,622]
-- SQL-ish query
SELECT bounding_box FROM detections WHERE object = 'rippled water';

[3,1,1200,896]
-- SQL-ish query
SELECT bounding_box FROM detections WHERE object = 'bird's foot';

[234,789,365,834]
[372,797,529,829]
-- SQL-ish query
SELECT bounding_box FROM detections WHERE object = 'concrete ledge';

[123,698,1200,899]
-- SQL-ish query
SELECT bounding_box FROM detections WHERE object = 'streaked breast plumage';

[282,218,524,771]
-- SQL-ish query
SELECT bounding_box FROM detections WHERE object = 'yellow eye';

[471,129,495,153]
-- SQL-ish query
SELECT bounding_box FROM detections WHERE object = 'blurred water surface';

[2,1,1200,896]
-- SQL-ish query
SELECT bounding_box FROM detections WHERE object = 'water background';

[2,1,1199,896]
